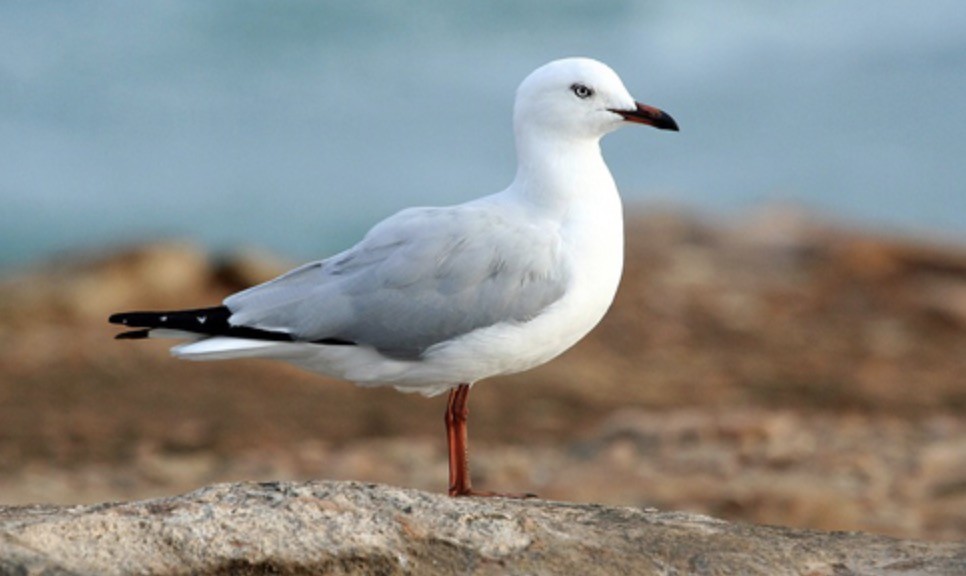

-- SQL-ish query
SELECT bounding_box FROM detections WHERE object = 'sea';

[2,1,965,270]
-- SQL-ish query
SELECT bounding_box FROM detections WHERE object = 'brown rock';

[1,481,964,576]
[916,275,966,327]
[213,247,293,290]
[0,242,211,324]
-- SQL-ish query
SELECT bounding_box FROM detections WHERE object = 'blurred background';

[1,1,965,542]
[3,0,966,268]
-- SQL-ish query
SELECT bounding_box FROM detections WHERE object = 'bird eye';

[571,83,594,99]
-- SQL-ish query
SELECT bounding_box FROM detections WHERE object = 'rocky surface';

[1,481,964,576]
[1,209,965,542]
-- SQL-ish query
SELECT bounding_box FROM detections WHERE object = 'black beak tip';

[657,113,680,132]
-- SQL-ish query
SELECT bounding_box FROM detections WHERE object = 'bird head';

[514,57,678,141]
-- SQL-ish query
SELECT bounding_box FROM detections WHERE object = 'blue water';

[2,1,965,270]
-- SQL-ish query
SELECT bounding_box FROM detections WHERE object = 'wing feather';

[224,204,568,358]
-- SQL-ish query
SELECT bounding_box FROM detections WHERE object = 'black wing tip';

[116,329,151,340]
[109,310,165,326]
[108,307,230,328]
[107,306,299,343]
[312,337,357,347]
[109,312,133,325]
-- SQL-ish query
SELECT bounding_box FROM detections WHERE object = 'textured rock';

[0,242,211,324]
[0,481,963,576]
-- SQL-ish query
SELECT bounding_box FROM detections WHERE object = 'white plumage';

[112,57,679,398]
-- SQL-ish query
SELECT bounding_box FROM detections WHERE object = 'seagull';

[109,57,678,497]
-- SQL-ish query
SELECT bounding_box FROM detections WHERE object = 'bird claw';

[449,488,538,499]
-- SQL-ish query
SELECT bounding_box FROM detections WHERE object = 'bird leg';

[445,383,535,498]
[446,383,474,496]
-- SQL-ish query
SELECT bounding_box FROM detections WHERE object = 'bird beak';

[610,102,679,131]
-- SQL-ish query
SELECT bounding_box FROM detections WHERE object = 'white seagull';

[110,57,678,497]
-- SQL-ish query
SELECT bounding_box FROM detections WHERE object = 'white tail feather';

[172,337,302,361]
[148,329,202,340]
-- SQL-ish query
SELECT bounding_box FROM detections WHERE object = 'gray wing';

[224,204,569,358]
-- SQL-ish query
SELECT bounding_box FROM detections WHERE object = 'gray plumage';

[225,203,569,358]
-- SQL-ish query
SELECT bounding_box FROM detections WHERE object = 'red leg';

[446,384,473,496]
[444,383,536,498]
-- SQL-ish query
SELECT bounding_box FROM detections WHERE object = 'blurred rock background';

[1,209,964,542]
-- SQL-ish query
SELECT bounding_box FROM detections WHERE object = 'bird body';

[111,57,678,495]
[171,147,623,396]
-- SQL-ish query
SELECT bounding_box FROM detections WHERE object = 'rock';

[915,275,966,327]
[0,242,211,324]
[0,481,963,576]
[213,247,293,290]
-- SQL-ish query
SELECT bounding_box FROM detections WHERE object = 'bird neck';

[510,130,615,216]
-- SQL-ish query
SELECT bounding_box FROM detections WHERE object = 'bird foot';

[449,488,538,499]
